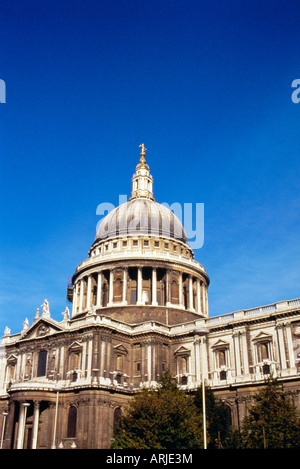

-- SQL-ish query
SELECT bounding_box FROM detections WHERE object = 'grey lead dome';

[95,198,188,244]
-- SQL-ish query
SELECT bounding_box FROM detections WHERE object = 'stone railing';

[75,248,207,274]
[208,298,300,324]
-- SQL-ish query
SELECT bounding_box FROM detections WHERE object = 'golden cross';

[139,143,147,163]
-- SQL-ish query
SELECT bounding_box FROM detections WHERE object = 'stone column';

[109,270,114,305]
[137,267,143,305]
[16,402,30,449]
[276,323,287,370]
[285,322,296,370]
[165,270,170,305]
[100,338,106,379]
[233,332,242,377]
[194,339,201,384]
[189,276,194,310]
[200,282,204,313]
[81,339,87,378]
[86,275,92,309]
[241,330,249,375]
[179,273,183,307]
[97,272,102,307]
[147,341,152,383]
[152,268,158,305]
[59,346,64,380]
[31,401,40,449]
[72,283,78,317]
[79,279,84,313]
[4,402,16,449]
[86,336,93,380]
[197,280,201,313]
[188,355,192,384]
[122,269,127,304]
[205,289,209,316]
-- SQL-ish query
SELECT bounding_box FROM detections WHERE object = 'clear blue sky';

[0,0,299,334]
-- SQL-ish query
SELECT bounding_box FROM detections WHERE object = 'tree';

[241,376,300,449]
[194,384,232,448]
[111,371,204,449]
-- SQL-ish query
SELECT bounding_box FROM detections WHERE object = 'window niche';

[37,350,48,377]
[253,333,273,374]
[68,342,82,382]
[174,346,190,385]
[212,341,230,382]
[67,406,77,439]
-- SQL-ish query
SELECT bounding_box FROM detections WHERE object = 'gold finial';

[139,143,147,163]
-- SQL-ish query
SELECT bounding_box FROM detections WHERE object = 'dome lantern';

[130,144,154,201]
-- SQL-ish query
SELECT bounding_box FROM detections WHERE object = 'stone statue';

[23,318,29,330]
[41,299,50,318]
[62,306,70,321]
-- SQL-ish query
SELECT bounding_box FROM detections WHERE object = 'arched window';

[37,350,48,377]
[67,406,77,438]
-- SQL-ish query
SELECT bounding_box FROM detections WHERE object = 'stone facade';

[0,146,299,449]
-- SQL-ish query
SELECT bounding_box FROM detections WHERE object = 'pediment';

[174,345,191,356]
[69,340,83,352]
[7,354,18,364]
[19,317,64,341]
[212,339,229,350]
[252,331,272,343]
[113,344,128,355]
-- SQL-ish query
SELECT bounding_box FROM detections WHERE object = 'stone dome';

[94,144,190,247]
[95,198,188,244]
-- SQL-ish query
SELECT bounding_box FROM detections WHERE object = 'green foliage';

[111,373,300,449]
[111,372,204,449]
[194,384,232,448]
[241,376,300,449]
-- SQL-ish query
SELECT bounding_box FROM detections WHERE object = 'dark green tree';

[111,371,204,449]
[194,384,232,448]
[241,376,300,449]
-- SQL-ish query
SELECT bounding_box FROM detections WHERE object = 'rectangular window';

[37,351,47,377]
[257,342,269,362]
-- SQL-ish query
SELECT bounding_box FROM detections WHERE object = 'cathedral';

[0,145,299,449]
